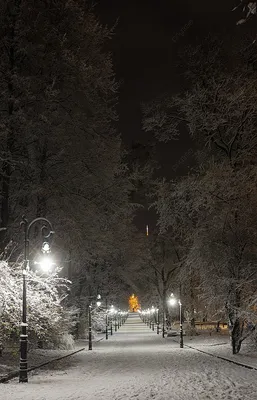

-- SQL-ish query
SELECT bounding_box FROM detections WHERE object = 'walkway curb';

[171,339,257,371]
[0,336,105,384]
[0,347,86,384]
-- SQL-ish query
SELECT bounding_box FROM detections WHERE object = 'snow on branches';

[0,261,74,348]
[232,1,256,25]
[147,40,257,353]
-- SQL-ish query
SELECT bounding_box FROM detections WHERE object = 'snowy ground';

[179,333,257,369]
[2,313,257,400]
[0,337,103,380]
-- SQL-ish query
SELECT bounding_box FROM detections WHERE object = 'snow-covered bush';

[92,308,106,333]
[57,333,75,350]
[0,260,75,349]
[76,307,106,339]
[0,261,21,346]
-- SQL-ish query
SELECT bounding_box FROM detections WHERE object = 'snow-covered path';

[2,313,257,400]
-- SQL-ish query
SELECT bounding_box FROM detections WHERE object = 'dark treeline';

[1,1,257,354]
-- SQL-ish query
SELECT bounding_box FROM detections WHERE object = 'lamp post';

[19,216,54,383]
[156,308,160,334]
[142,310,147,324]
[146,309,150,327]
[168,293,184,348]
[105,299,108,340]
[114,311,117,332]
[88,294,102,351]
[162,308,165,338]
[178,300,184,348]
[88,304,92,350]
[110,318,113,335]
[109,305,116,335]
[117,310,121,330]
[151,306,155,331]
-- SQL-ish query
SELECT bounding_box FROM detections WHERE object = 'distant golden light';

[129,294,140,312]
[146,225,149,236]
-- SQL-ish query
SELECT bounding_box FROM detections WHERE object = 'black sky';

[96,0,244,229]
[96,1,238,167]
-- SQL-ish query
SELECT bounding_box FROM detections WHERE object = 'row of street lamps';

[139,293,184,348]
[140,306,160,334]
[87,296,128,350]
[18,218,182,383]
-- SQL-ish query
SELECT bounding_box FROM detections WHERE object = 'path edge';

[0,336,104,384]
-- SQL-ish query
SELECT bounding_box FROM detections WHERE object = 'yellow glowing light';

[129,294,140,312]
[146,225,149,236]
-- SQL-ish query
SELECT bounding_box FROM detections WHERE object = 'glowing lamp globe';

[169,294,177,306]
[36,256,54,273]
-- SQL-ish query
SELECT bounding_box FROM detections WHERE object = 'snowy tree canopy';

[0,260,75,347]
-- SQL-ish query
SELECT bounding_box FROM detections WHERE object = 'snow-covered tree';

[143,231,181,324]
[145,40,257,352]
[0,1,139,332]
[232,1,256,25]
[0,260,74,349]
[0,0,134,257]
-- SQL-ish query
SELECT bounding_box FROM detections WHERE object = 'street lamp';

[99,297,111,340]
[34,245,54,273]
[143,310,147,324]
[169,293,177,306]
[117,311,120,329]
[162,306,165,338]
[96,294,102,307]
[88,294,101,351]
[105,299,109,340]
[168,294,184,348]
[156,308,160,334]
[108,305,118,331]
[19,216,54,383]
[146,308,150,327]
[109,305,116,335]
[178,300,183,348]
[114,310,118,332]
[151,306,155,331]
[121,311,126,324]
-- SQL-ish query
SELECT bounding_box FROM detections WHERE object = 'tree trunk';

[231,318,242,354]
[190,272,195,328]
[0,2,20,247]
[0,160,11,246]
[227,289,243,354]
[36,138,48,217]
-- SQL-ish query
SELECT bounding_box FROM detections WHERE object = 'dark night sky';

[96,1,238,160]
[96,0,244,228]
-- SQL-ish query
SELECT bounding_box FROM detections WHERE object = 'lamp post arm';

[20,216,54,262]
[27,217,54,239]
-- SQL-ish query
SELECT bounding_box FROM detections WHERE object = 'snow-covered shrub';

[0,260,74,349]
[56,333,75,350]
[75,307,106,339]
[92,308,106,333]
[0,261,21,345]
